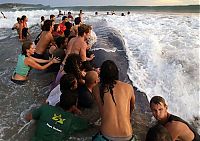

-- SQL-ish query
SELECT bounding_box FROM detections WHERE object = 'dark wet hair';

[146,124,172,141]
[65,21,72,30]
[64,54,82,83]
[50,14,55,20]
[64,29,71,38]
[17,17,20,22]
[52,48,66,62]
[74,17,81,25]
[59,92,77,110]
[41,16,45,21]
[21,15,26,21]
[55,36,66,48]
[21,41,33,55]
[150,96,167,107]
[53,24,59,32]
[100,60,119,105]
[60,74,77,93]
[78,24,91,37]
[62,16,67,21]
[42,20,53,31]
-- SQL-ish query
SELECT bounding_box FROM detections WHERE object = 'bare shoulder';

[165,120,187,132]
[117,81,133,90]
[24,57,33,65]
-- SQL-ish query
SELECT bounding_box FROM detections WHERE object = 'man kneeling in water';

[92,60,136,141]
[150,96,200,141]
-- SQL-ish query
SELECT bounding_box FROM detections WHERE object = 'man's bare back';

[70,37,87,61]
[93,80,135,137]
[35,31,54,54]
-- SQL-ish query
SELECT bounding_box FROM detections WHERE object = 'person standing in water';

[11,41,60,84]
[12,17,21,36]
[19,15,29,41]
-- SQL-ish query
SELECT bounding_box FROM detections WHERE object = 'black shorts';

[11,77,26,85]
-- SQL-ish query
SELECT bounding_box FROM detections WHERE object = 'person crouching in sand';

[150,96,200,141]
[11,41,60,84]
[92,60,136,141]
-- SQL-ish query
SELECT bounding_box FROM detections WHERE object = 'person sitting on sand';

[12,17,21,36]
[11,41,60,84]
[26,85,88,141]
[33,20,57,59]
[78,71,99,109]
[150,96,200,141]
[146,124,172,141]
[92,60,136,141]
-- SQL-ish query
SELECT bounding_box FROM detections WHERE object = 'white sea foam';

[0,10,199,134]
[99,13,200,124]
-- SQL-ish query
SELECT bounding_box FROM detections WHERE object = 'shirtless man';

[33,20,56,59]
[68,24,94,62]
[150,96,200,141]
[12,17,21,36]
[92,60,136,141]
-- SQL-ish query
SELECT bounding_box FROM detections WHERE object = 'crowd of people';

[11,10,199,141]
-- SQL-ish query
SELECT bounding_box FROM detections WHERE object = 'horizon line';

[0,3,199,7]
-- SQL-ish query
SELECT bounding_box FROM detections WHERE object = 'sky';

[0,0,199,7]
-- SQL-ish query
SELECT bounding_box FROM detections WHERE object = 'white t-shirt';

[46,84,61,106]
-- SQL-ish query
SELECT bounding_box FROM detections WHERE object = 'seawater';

[0,8,199,139]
